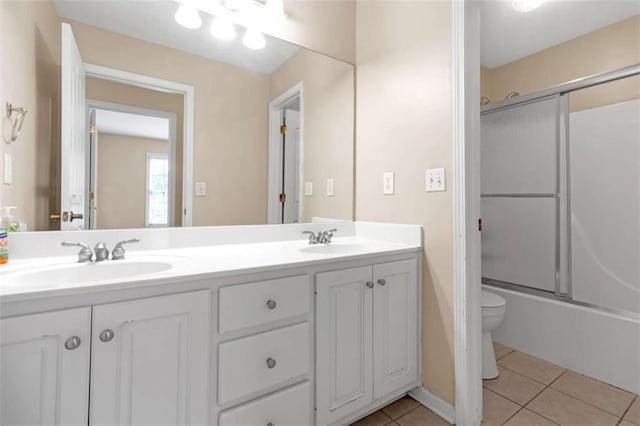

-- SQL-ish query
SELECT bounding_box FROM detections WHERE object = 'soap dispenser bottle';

[0,207,8,264]
[1,206,19,232]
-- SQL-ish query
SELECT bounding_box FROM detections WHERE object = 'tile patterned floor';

[350,342,640,426]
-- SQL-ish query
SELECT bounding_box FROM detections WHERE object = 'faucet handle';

[302,231,319,244]
[324,228,338,243]
[112,239,140,260]
[61,241,93,263]
[93,242,110,262]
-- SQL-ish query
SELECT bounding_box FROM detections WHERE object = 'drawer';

[219,275,310,334]
[218,322,310,404]
[219,382,311,426]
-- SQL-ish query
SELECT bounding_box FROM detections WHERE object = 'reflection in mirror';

[0,0,354,231]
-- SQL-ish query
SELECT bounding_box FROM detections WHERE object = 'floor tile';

[350,410,393,426]
[494,342,515,360]
[550,371,634,417]
[484,366,546,405]
[620,421,637,426]
[381,396,420,420]
[396,406,452,426]
[483,388,520,425]
[623,396,640,425]
[527,388,618,426]
[504,409,557,425]
[498,351,565,385]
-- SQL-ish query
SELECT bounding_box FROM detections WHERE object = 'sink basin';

[299,243,366,255]
[4,261,172,286]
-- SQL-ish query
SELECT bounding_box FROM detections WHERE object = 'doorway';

[268,82,304,224]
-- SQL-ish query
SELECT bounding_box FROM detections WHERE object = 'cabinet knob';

[366,281,374,289]
[266,357,277,369]
[266,299,277,310]
[377,279,386,286]
[267,423,275,426]
[99,329,115,342]
[64,336,81,350]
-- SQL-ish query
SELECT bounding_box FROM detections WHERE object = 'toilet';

[481,289,507,379]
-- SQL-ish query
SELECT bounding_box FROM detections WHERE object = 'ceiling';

[95,109,170,140]
[481,0,640,69]
[53,0,301,74]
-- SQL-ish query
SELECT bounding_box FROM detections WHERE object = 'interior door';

[60,23,87,230]
[0,308,91,425]
[282,109,300,223]
[372,259,418,398]
[316,266,373,425]
[90,291,210,426]
[88,108,97,229]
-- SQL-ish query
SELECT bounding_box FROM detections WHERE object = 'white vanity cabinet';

[0,307,91,426]
[0,290,210,426]
[315,259,419,425]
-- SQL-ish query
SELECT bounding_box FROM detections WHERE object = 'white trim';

[145,152,170,228]
[86,100,177,227]
[267,82,304,224]
[409,387,455,424]
[84,63,195,226]
[452,1,483,425]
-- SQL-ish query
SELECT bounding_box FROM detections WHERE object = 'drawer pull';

[64,336,81,350]
[266,299,277,310]
[99,329,114,342]
[266,357,277,369]
[377,279,386,286]
[366,281,374,289]
[267,423,275,426]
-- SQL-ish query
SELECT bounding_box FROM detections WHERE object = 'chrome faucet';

[302,228,337,245]
[61,241,93,263]
[111,239,140,260]
[93,242,109,261]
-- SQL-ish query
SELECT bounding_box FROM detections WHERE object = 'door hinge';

[478,218,482,232]
[88,191,95,201]
[279,193,287,203]
[89,124,97,134]
[280,124,287,135]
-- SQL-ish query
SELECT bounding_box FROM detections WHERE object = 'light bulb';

[210,15,236,40]
[174,4,202,29]
[265,0,285,26]
[512,0,544,12]
[243,28,266,50]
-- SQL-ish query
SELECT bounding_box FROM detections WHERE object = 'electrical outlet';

[426,168,446,192]
[326,178,334,196]
[304,182,313,196]
[3,153,12,185]
[195,181,206,196]
[383,172,394,195]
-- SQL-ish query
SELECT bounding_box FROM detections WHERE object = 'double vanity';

[0,222,422,426]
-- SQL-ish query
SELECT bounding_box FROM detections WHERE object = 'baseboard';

[408,387,455,424]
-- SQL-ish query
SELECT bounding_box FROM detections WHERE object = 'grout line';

[390,404,421,421]
[547,378,635,419]
[500,406,524,425]
[495,362,564,387]
[619,395,637,426]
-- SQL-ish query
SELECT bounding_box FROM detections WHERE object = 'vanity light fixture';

[210,14,236,40]
[174,4,202,29]
[243,27,266,50]
[512,0,544,12]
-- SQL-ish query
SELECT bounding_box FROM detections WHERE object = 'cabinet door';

[0,307,91,425]
[373,259,419,398]
[90,290,210,426]
[316,266,373,425]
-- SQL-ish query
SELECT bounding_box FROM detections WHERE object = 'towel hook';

[4,102,28,143]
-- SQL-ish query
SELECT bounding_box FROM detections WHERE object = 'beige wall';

[482,15,640,112]
[97,133,168,229]
[355,0,454,403]
[86,78,185,226]
[67,19,272,226]
[270,49,354,222]
[0,0,60,231]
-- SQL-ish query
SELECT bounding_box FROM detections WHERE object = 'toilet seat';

[481,290,506,309]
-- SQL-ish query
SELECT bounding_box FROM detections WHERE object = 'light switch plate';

[304,182,313,196]
[426,167,446,192]
[195,181,206,196]
[326,178,334,196]
[383,172,394,195]
[3,153,12,185]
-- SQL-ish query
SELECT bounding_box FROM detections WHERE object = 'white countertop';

[0,237,420,302]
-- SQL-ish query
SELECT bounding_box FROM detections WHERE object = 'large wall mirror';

[0,0,354,231]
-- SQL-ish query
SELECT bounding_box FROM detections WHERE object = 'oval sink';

[299,243,366,255]
[4,261,172,287]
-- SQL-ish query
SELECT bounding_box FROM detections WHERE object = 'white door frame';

[145,152,171,227]
[452,1,483,425]
[86,99,177,228]
[83,64,195,226]
[267,81,304,224]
